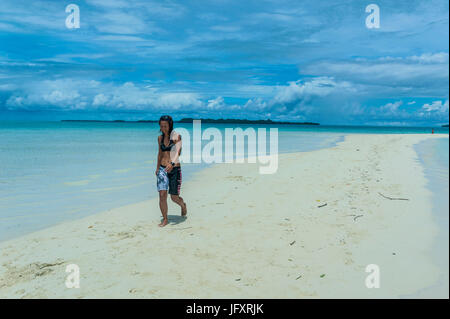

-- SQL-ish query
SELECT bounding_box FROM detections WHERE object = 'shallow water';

[0,121,343,241]
[0,121,448,242]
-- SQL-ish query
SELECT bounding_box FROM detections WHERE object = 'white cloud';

[93,93,109,106]
[4,79,205,111]
[43,90,80,104]
[243,97,268,111]
[271,77,355,105]
[94,12,152,35]
[380,101,403,114]
[37,53,111,63]
[155,93,203,109]
[422,100,449,112]
[303,53,449,97]
[409,52,449,64]
[207,96,225,109]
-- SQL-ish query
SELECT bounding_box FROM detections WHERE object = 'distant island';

[61,120,158,123]
[442,124,449,128]
[177,118,319,125]
[61,118,320,125]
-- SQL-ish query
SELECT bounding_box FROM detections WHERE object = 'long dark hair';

[159,115,173,139]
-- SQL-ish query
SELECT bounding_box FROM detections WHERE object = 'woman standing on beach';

[156,115,187,227]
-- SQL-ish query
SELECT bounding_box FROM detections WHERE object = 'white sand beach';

[0,133,448,298]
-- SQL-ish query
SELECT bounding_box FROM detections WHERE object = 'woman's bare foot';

[181,202,187,217]
[158,219,168,227]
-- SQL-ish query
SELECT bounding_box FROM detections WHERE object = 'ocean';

[0,121,448,242]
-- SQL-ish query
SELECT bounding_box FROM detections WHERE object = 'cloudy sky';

[0,0,448,125]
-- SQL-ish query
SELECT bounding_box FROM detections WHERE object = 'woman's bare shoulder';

[171,130,182,141]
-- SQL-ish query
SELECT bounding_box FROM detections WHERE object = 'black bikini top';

[160,135,175,152]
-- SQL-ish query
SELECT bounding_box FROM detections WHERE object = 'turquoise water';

[0,121,448,242]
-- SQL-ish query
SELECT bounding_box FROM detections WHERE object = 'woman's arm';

[156,135,162,174]
[170,132,182,164]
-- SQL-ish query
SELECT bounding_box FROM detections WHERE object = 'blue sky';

[0,0,448,125]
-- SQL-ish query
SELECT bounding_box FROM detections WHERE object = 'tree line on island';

[61,118,320,125]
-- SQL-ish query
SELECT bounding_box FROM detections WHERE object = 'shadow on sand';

[160,214,188,226]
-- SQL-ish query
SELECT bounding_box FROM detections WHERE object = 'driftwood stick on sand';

[37,261,65,269]
[378,192,409,201]
[170,226,193,231]
[345,214,364,221]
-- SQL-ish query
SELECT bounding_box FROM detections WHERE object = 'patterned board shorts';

[157,165,182,195]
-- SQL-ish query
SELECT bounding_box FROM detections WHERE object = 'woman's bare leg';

[170,194,187,217]
[159,190,169,227]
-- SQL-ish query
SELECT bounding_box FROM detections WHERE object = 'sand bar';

[0,134,448,298]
